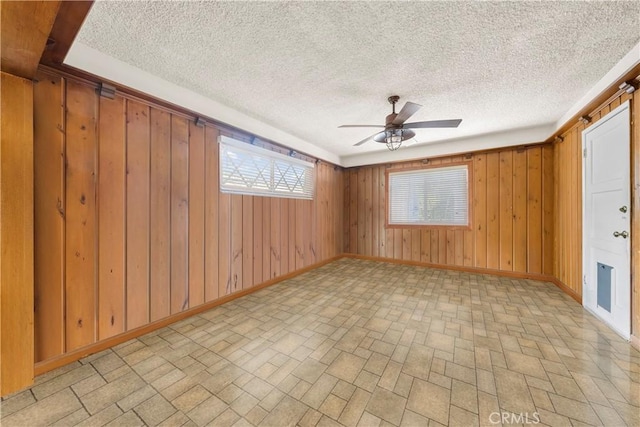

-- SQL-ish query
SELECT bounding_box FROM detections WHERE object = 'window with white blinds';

[219,135,315,199]
[388,164,469,226]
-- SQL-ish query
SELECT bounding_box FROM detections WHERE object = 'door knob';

[619,205,628,213]
[613,231,629,238]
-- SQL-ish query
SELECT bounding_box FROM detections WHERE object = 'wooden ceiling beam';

[40,1,94,66]
[0,1,61,79]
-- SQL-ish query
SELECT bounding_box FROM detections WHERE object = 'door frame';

[582,100,631,339]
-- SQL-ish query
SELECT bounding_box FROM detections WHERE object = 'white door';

[582,100,631,339]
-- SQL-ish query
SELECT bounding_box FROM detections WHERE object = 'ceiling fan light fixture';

[385,129,403,151]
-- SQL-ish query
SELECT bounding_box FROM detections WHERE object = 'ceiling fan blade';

[354,131,386,146]
[392,101,422,125]
[339,125,385,128]
[403,119,462,129]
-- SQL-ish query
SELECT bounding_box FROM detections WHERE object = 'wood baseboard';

[547,277,582,304]
[343,253,583,304]
[343,253,555,280]
[35,253,589,377]
[34,255,343,376]
[631,335,640,351]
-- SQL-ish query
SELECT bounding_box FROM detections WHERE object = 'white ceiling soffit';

[68,1,640,168]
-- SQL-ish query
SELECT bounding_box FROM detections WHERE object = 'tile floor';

[1,258,639,426]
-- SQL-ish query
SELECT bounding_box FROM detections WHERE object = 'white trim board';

[65,42,640,168]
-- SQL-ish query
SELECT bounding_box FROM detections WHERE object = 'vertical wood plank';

[253,197,263,285]
[65,80,97,349]
[402,229,411,261]
[349,170,358,254]
[372,166,380,257]
[364,167,373,256]
[218,191,231,296]
[463,228,473,267]
[378,167,387,258]
[243,196,254,288]
[289,198,297,269]
[527,147,543,274]
[271,196,281,278]
[188,121,205,308]
[295,198,305,268]
[542,144,554,276]
[280,198,289,275]
[231,194,243,291]
[357,168,366,254]
[149,109,171,320]
[411,229,421,262]
[485,152,500,269]
[570,127,580,294]
[264,198,273,278]
[204,126,219,302]
[303,200,313,266]
[33,72,65,360]
[0,72,35,394]
[170,116,189,313]
[454,230,464,266]
[513,149,527,272]
[446,230,455,264]
[313,165,321,262]
[499,151,513,271]
[420,229,431,263]
[97,95,126,338]
[343,168,350,253]
[430,230,439,264]
[126,100,150,329]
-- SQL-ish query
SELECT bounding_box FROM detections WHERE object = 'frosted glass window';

[220,136,314,199]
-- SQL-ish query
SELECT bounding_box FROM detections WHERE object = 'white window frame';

[386,163,471,228]
[219,135,315,199]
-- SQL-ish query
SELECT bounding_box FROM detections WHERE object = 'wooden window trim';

[385,161,473,230]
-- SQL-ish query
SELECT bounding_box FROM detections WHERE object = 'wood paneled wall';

[343,146,554,276]
[1,72,35,396]
[552,90,638,331]
[33,69,344,363]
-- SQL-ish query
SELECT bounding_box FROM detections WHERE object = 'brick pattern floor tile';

[2,258,639,426]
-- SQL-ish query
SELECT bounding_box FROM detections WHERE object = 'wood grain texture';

[231,194,244,291]
[126,101,150,329]
[64,80,97,351]
[513,150,527,272]
[527,147,543,274]
[243,195,254,289]
[343,146,553,276]
[1,72,35,396]
[171,116,189,313]
[204,126,219,302]
[218,191,231,297]
[30,71,346,369]
[149,108,171,321]
[188,121,205,307]
[97,95,126,339]
[39,1,93,66]
[270,196,281,278]
[0,1,60,79]
[253,197,264,286]
[33,71,65,361]
[542,145,554,276]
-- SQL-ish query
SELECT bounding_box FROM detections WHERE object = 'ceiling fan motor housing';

[385,113,399,128]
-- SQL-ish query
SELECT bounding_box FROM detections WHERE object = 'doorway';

[582,101,631,339]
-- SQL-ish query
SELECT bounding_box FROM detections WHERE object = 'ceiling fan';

[339,95,462,151]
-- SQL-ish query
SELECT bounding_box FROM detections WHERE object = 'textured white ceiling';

[73,1,640,166]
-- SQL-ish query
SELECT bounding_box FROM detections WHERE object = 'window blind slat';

[389,165,468,226]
